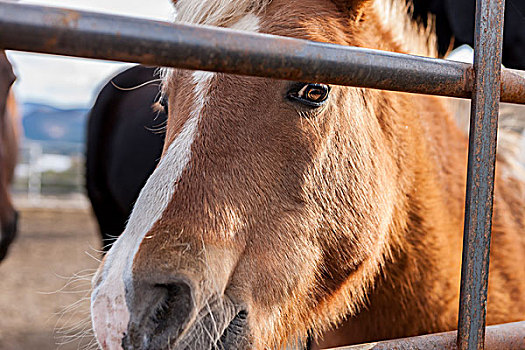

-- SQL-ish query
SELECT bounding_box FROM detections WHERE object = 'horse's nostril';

[124,280,194,350]
[151,282,194,336]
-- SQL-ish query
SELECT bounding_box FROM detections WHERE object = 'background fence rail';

[330,321,525,350]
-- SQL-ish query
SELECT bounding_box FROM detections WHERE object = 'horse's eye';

[159,95,169,114]
[288,83,330,107]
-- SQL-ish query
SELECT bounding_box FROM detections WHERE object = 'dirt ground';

[0,203,101,350]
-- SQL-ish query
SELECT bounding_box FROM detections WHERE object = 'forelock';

[163,0,266,87]
[371,0,437,57]
[174,0,272,27]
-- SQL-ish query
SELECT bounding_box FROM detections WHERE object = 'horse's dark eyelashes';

[287,83,330,108]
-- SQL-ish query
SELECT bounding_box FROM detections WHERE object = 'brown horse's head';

[91,0,441,348]
[0,51,18,262]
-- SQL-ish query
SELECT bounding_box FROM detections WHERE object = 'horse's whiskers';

[110,79,163,91]
[43,267,98,349]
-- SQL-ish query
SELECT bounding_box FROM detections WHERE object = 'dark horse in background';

[86,1,524,250]
[86,65,167,250]
[412,0,525,70]
[0,51,19,262]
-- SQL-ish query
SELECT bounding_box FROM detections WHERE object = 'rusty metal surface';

[501,69,525,104]
[457,0,506,349]
[0,2,523,104]
[328,321,525,350]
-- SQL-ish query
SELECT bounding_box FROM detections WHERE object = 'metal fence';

[14,140,85,199]
[0,0,524,349]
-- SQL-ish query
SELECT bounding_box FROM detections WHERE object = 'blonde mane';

[174,0,272,27]
[371,0,437,57]
[173,0,437,57]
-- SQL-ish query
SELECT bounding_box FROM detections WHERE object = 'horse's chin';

[212,310,250,349]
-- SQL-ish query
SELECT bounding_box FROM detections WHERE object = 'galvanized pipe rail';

[1,1,525,350]
[0,2,524,104]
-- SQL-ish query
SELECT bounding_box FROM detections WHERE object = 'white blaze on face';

[91,71,214,350]
[90,12,261,350]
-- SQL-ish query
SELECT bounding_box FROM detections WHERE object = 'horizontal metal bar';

[0,2,524,104]
[457,0,506,348]
[328,321,525,350]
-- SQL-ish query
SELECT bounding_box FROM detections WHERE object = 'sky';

[6,0,174,108]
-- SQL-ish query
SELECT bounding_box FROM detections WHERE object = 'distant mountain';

[21,102,88,145]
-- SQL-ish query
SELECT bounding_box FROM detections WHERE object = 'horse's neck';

[350,93,525,342]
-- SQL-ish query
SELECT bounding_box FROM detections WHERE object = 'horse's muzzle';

[0,210,18,261]
[122,279,249,350]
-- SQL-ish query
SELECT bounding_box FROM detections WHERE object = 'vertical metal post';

[28,142,43,202]
[457,0,506,349]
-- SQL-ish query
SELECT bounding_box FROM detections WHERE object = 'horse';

[411,0,525,69]
[90,0,525,349]
[86,65,167,251]
[0,51,19,262]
